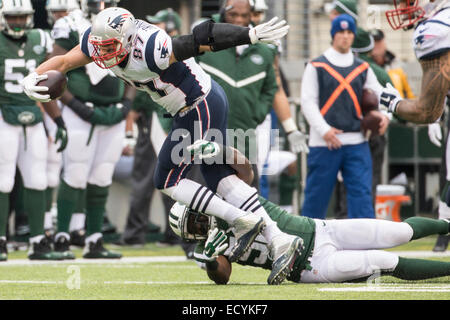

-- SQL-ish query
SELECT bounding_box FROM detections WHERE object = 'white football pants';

[300,219,414,283]
[61,106,125,189]
[0,116,48,192]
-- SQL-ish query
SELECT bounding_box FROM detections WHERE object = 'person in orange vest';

[300,14,389,219]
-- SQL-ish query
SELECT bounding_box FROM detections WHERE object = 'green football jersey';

[0,29,51,106]
[194,197,316,283]
[52,12,124,106]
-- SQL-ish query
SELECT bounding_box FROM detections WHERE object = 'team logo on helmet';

[108,13,130,33]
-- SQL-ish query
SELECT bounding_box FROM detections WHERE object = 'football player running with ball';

[22,6,302,284]
[0,0,68,261]
[380,0,450,124]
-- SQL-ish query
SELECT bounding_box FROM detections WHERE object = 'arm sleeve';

[144,29,173,74]
[300,63,331,137]
[253,60,278,124]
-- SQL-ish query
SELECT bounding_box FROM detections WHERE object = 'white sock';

[163,178,245,223]
[85,232,102,244]
[69,213,86,232]
[44,212,53,230]
[216,174,282,243]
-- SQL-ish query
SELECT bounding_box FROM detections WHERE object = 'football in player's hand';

[361,88,379,116]
[361,111,383,139]
[37,70,67,100]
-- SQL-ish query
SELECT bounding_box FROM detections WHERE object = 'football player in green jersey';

[47,0,135,259]
[42,0,81,241]
[169,140,450,284]
[0,0,68,261]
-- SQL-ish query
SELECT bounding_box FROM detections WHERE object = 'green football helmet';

[80,0,119,21]
[0,0,35,39]
[169,202,217,242]
[46,0,80,26]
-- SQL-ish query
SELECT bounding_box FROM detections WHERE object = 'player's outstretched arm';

[171,17,289,63]
[22,45,92,102]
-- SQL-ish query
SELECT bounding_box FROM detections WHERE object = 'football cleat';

[28,235,65,260]
[228,213,265,262]
[0,237,7,261]
[267,234,303,285]
[70,229,86,247]
[83,235,122,259]
[54,233,75,260]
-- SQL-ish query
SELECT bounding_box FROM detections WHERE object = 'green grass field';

[0,235,449,300]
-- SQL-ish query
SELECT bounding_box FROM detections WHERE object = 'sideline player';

[0,0,67,261]
[171,140,450,284]
[22,7,301,284]
[48,0,134,259]
[380,0,450,124]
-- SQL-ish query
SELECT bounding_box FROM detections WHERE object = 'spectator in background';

[146,8,182,37]
[300,14,388,220]
[369,29,416,100]
[352,28,392,211]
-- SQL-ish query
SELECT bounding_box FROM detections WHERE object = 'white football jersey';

[81,19,212,116]
[413,4,450,60]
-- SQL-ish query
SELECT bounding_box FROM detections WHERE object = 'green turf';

[0,235,449,300]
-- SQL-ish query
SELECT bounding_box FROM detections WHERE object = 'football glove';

[21,72,51,102]
[204,228,228,261]
[287,130,309,154]
[249,17,290,45]
[428,122,442,147]
[380,83,402,114]
[187,139,220,160]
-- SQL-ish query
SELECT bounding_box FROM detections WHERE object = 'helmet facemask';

[89,36,129,69]
[0,0,35,39]
[169,202,217,242]
[386,0,426,30]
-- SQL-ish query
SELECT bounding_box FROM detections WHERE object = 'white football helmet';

[89,6,136,69]
[46,0,80,25]
[169,202,217,242]
[80,0,119,20]
[0,0,35,39]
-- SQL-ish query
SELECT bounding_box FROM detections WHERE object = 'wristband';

[53,116,66,129]
[282,117,298,133]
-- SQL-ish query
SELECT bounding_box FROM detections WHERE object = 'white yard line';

[319,286,450,293]
[0,256,188,266]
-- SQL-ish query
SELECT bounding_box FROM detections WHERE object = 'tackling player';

[22,6,302,284]
[380,0,450,124]
[171,140,450,284]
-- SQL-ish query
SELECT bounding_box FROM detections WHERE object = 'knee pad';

[88,163,114,187]
[63,163,89,189]
[23,169,47,191]
[0,170,15,193]
[366,250,399,273]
